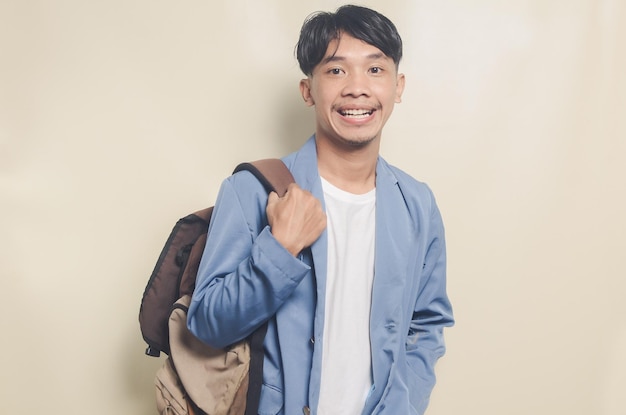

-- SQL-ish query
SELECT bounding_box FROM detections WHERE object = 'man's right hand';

[266,183,327,256]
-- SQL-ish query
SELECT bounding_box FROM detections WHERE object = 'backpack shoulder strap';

[233,159,294,197]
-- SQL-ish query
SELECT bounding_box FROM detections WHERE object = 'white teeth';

[341,109,373,117]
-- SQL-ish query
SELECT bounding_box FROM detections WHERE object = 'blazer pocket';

[258,383,284,415]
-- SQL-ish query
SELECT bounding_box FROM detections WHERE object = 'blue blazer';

[188,136,454,415]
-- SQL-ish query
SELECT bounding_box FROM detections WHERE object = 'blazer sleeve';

[406,192,454,414]
[187,173,310,348]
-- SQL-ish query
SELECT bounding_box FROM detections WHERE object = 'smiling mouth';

[339,108,374,118]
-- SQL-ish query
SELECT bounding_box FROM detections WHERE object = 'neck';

[315,136,379,194]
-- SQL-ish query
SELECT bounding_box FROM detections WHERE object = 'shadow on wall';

[123,323,166,415]
[276,82,315,155]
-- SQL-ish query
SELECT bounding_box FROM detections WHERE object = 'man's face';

[300,33,405,149]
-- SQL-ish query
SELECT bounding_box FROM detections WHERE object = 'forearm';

[406,323,450,413]
[188,227,309,347]
[186,177,310,347]
[407,200,454,413]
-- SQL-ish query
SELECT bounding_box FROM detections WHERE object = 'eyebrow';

[322,52,387,65]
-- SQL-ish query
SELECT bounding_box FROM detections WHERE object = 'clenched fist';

[266,183,326,256]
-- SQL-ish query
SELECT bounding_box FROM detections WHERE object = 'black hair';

[296,5,403,76]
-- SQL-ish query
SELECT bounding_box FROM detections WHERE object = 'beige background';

[1,0,624,414]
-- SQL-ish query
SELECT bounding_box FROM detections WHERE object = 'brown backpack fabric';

[156,295,250,415]
[140,159,294,415]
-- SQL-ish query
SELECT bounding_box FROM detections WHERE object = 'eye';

[328,68,343,75]
[369,66,383,74]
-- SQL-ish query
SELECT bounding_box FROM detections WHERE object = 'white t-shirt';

[317,177,376,415]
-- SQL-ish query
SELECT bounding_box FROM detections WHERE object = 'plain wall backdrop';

[1,1,624,414]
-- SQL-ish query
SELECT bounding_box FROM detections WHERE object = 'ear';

[395,73,406,103]
[299,78,315,106]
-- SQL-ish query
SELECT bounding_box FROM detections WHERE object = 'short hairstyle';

[296,5,403,76]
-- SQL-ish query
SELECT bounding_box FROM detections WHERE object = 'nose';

[342,72,371,98]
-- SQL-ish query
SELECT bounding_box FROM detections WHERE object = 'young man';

[188,5,454,415]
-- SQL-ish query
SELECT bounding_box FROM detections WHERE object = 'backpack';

[139,159,295,415]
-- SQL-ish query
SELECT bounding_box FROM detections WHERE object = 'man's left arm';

[406,202,454,414]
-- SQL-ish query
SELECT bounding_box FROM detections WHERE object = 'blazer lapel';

[370,159,418,387]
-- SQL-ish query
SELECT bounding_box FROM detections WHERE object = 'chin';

[343,138,374,148]
[339,133,378,148]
